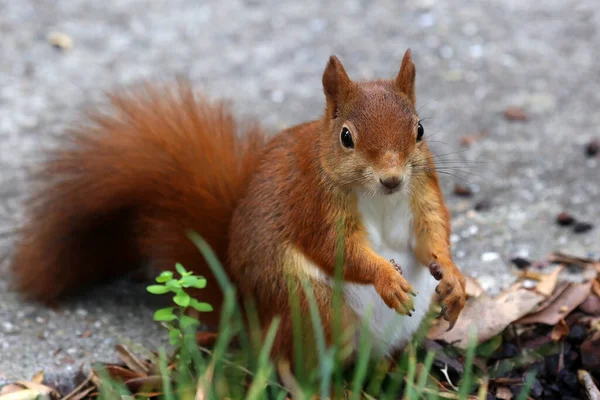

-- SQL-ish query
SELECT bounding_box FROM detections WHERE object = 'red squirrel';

[12,49,466,367]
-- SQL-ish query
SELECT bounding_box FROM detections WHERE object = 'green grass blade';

[458,327,477,399]
[187,231,232,292]
[158,347,175,400]
[415,350,436,393]
[350,305,374,400]
[516,370,536,400]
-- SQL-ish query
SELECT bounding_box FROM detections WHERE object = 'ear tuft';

[322,55,352,118]
[395,48,416,104]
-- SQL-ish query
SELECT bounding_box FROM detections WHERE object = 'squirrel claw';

[445,317,457,332]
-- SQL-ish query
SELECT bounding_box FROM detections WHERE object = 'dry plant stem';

[578,370,600,400]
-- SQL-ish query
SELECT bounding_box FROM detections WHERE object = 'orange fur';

[11,49,466,369]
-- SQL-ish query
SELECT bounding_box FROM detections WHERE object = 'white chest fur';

[344,192,438,356]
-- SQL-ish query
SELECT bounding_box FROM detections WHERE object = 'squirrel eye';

[416,122,424,142]
[340,127,354,149]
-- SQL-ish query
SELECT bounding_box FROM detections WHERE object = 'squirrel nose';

[380,176,402,190]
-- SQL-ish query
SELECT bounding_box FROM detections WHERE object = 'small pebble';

[1,321,19,334]
[75,308,88,317]
[47,32,73,51]
[474,199,491,211]
[510,257,531,269]
[503,106,528,121]
[522,279,537,289]
[556,212,575,226]
[481,252,500,262]
[573,222,593,234]
[585,138,599,157]
[454,183,473,197]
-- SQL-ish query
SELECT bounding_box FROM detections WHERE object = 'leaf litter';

[1,253,600,399]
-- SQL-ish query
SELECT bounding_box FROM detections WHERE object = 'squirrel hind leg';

[11,206,143,304]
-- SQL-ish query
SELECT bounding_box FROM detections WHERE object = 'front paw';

[429,261,466,330]
[374,267,416,316]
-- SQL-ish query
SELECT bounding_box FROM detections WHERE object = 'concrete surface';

[1,0,599,385]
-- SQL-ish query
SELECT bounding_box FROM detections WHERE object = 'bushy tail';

[11,79,267,308]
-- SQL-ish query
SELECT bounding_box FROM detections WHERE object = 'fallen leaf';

[428,284,545,348]
[65,386,95,400]
[80,330,92,338]
[496,387,513,400]
[593,279,600,298]
[13,381,58,399]
[581,336,600,370]
[580,295,600,316]
[504,106,528,121]
[123,375,163,393]
[115,345,150,375]
[517,281,593,325]
[104,364,143,382]
[61,371,94,400]
[519,269,546,281]
[535,266,562,297]
[551,319,570,342]
[525,282,570,316]
[549,252,600,271]
[0,389,43,400]
[0,385,22,395]
[30,371,43,385]
[465,276,484,298]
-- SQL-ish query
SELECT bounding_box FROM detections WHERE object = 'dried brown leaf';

[124,375,163,394]
[65,386,95,400]
[549,252,596,267]
[535,266,562,297]
[61,371,94,400]
[580,295,600,316]
[115,344,150,375]
[0,389,44,400]
[551,319,570,342]
[0,385,23,396]
[593,279,600,298]
[13,381,58,399]
[517,281,593,325]
[428,284,545,348]
[581,337,600,370]
[465,276,484,298]
[30,371,43,386]
[104,364,144,382]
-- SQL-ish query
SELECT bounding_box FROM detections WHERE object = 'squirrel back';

[11,80,267,324]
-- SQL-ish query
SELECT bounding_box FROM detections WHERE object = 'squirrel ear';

[322,55,352,118]
[395,48,416,104]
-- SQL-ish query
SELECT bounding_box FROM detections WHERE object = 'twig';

[196,346,289,392]
[578,370,600,400]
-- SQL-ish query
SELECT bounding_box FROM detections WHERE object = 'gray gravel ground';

[1,0,599,385]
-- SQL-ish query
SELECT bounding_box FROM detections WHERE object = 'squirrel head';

[319,49,427,196]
